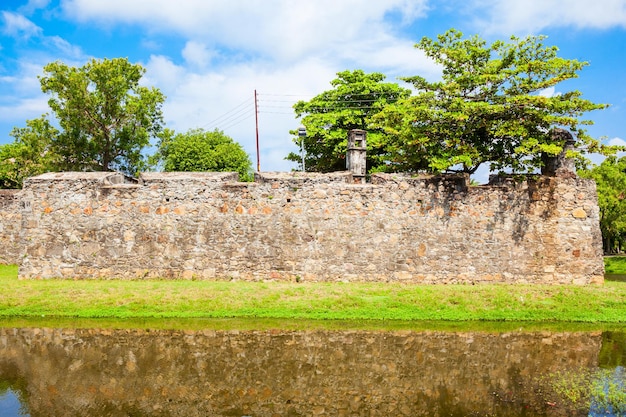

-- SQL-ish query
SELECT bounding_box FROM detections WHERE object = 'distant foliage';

[153,128,253,181]
[373,29,615,174]
[39,58,165,175]
[579,156,626,253]
[1,58,165,186]
[292,30,619,176]
[0,58,165,188]
[287,70,411,173]
[0,117,60,188]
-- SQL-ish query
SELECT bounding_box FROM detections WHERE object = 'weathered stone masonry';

[0,189,22,265]
[0,168,603,283]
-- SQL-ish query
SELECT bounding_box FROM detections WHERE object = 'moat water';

[1,318,624,417]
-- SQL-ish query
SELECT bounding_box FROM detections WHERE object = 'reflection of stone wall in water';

[3,169,604,284]
[0,328,603,416]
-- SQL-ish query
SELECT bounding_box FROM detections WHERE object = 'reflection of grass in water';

[600,331,626,368]
[543,367,626,415]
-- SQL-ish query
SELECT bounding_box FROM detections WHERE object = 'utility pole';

[298,126,306,172]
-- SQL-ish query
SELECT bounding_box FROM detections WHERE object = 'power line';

[257,110,296,115]
[212,105,253,130]
[254,93,406,115]
[220,113,255,131]
[258,91,400,98]
[200,97,254,129]
[257,93,308,97]
[196,90,406,130]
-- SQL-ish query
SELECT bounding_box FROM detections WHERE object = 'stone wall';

[0,189,22,265]
[6,169,604,283]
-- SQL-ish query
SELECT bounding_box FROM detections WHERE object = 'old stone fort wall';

[0,170,605,284]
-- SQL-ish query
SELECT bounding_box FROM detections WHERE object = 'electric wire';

[220,113,255,131]
[200,91,402,133]
[200,96,254,130]
[213,105,252,128]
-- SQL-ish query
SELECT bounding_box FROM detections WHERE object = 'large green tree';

[0,117,60,188]
[38,58,165,174]
[153,128,253,181]
[373,29,614,174]
[579,157,626,253]
[287,70,411,173]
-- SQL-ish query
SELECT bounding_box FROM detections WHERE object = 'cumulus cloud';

[54,0,441,170]
[0,97,49,124]
[60,0,430,63]
[470,0,626,34]
[608,137,626,148]
[181,41,215,69]
[585,136,626,166]
[538,86,563,98]
[144,53,341,171]
[18,0,52,15]
[1,11,42,38]
[1,11,83,58]
[0,60,51,131]
[46,35,82,58]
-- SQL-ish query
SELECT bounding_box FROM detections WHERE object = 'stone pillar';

[346,129,367,183]
[541,128,577,177]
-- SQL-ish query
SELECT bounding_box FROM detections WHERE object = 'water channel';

[1,318,624,417]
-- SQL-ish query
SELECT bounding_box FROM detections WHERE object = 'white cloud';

[0,1,438,171]
[46,35,83,58]
[144,54,340,171]
[18,0,52,15]
[56,0,438,171]
[141,55,186,89]
[586,137,626,166]
[1,11,42,39]
[338,36,441,81]
[608,137,626,147]
[470,0,626,34]
[0,61,44,95]
[60,0,429,63]
[1,11,84,58]
[538,86,562,98]
[0,60,51,132]
[0,97,49,124]
[181,41,214,69]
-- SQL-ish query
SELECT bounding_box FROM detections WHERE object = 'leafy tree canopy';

[0,117,60,188]
[371,29,617,174]
[153,128,253,181]
[287,70,411,173]
[579,157,626,253]
[38,57,165,175]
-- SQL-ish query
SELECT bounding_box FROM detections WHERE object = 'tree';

[0,116,60,188]
[373,29,616,174]
[38,58,165,175]
[153,128,253,181]
[287,70,411,173]
[579,157,626,253]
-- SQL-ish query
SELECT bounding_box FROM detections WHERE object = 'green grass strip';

[605,256,626,274]
[1,264,625,323]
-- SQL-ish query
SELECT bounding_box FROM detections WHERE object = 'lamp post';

[298,126,306,172]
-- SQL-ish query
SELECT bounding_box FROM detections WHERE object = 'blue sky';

[1,0,625,181]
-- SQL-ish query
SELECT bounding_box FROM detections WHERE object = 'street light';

[298,126,306,172]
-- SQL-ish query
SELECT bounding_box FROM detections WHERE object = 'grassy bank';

[1,265,625,323]
[605,255,626,274]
